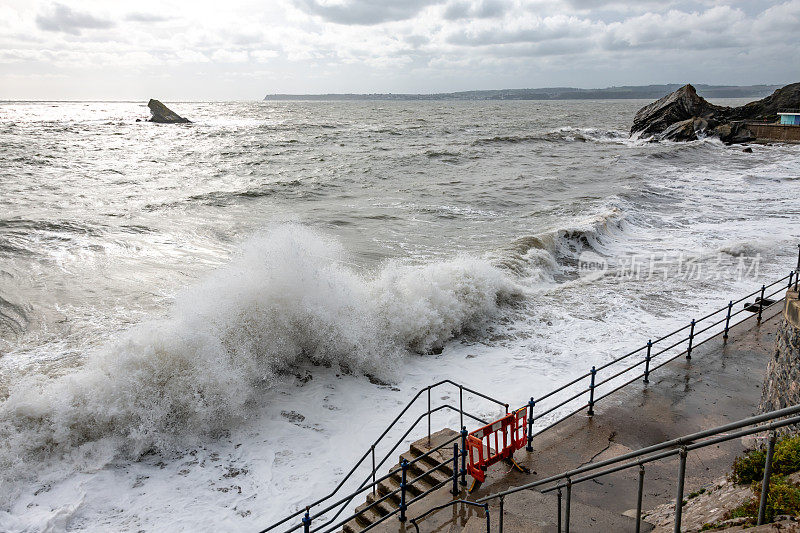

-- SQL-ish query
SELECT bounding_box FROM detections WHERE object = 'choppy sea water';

[0,99,798,532]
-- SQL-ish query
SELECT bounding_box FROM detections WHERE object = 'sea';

[0,99,798,532]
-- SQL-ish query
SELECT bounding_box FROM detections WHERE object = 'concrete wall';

[746,123,800,143]
[760,289,800,414]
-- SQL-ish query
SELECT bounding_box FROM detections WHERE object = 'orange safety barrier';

[466,407,527,483]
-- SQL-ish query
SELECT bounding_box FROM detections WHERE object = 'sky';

[0,0,798,100]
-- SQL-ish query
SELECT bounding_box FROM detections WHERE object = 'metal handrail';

[307,429,460,527]
[263,254,798,533]
[263,381,506,533]
[477,405,800,532]
[519,272,793,445]
[313,404,489,531]
[317,450,459,533]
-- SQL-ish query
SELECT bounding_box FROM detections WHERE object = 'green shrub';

[773,437,800,476]
[731,434,800,484]
[722,475,800,524]
[731,447,766,484]
[753,475,800,521]
[688,488,706,499]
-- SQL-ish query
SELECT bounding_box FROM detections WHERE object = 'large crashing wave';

[0,225,521,489]
[496,205,627,276]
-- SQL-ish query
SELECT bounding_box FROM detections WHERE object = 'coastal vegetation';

[700,434,800,528]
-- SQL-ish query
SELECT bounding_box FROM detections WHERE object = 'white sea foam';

[0,225,522,498]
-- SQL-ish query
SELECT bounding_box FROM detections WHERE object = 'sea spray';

[0,225,521,495]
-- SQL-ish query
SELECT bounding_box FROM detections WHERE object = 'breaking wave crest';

[0,225,521,489]
[473,127,628,146]
[495,206,627,276]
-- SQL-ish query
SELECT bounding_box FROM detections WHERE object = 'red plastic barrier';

[466,407,527,483]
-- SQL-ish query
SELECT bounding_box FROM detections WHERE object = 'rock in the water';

[657,117,700,142]
[631,84,723,139]
[630,82,800,144]
[712,121,755,144]
[147,99,191,124]
[743,147,753,153]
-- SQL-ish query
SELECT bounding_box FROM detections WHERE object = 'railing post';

[302,508,311,533]
[460,426,468,486]
[789,271,795,290]
[757,431,777,525]
[796,244,800,272]
[723,301,733,340]
[588,367,596,417]
[686,319,695,360]
[636,464,645,533]
[499,495,504,533]
[427,387,431,445]
[557,487,562,533]
[644,340,652,384]
[526,398,535,452]
[758,285,766,322]
[399,459,408,522]
[484,503,490,533]
[451,443,459,495]
[673,447,687,533]
[459,385,464,432]
[565,477,572,533]
[371,445,376,496]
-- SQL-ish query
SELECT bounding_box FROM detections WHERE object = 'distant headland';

[264,84,780,102]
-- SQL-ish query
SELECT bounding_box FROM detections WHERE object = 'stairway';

[342,428,459,533]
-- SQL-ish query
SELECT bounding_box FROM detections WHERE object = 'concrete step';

[400,451,454,487]
[377,473,422,503]
[341,428,460,533]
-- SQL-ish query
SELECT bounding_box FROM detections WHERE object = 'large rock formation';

[630,85,723,139]
[630,82,800,143]
[147,99,191,124]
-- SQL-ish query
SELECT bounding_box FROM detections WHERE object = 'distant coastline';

[264,84,781,101]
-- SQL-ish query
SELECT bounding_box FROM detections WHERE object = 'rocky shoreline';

[630,82,800,144]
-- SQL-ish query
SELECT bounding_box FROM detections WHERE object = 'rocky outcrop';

[631,85,724,139]
[631,82,800,143]
[147,99,191,124]
[760,289,800,420]
[728,83,800,122]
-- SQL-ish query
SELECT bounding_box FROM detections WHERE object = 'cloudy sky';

[1,0,798,100]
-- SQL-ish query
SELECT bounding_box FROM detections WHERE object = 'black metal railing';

[477,404,800,532]
[519,269,795,451]
[262,247,799,533]
[298,441,473,533]
[261,380,507,533]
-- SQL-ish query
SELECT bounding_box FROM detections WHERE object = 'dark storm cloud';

[294,0,445,25]
[35,3,114,35]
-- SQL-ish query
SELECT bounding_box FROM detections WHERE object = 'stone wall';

[760,289,800,413]
[746,123,800,143]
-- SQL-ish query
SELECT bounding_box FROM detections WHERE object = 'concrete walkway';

[370,304,784,533]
